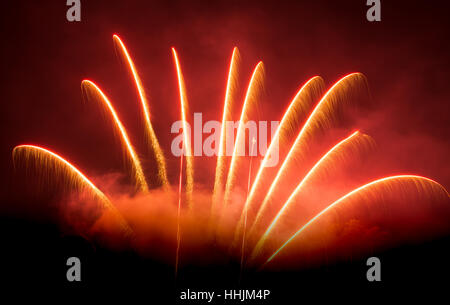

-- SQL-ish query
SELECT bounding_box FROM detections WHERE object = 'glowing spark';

[81,80,148,192]
[253,73,366,228]
[113,34,169,188]
[12,144,132,235]
[263,175,450,266]
[212,47,240,212]
[250,131,361,258]
[224,61,264,204]
[172,48,194,207]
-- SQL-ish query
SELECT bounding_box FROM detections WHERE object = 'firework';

[172,48,194,207]
[212,47,240,214]
[12,144,132,235]
[224,61,264,205]
[234,76,326,245]
[13,38,450,274]
[81,79,148,192]
[252,73,369,232]
[260,175,450,268]
[113,34,169,189]
[249,131,375,260]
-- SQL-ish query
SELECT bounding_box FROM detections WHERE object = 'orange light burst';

[172,48,194,207]
[81,80,148,192]
[113,34,169,188]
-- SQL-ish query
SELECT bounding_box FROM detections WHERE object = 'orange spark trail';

[12,144,132,235]
[253,73,366,227]
[175,141,184,278]
[263,175,450,266]
[250,131,361,258]
[235,76,325,238]
[172,48,194,207]
[224,61,264,204]
[113,35,169,188]
[81,80,148,192]
[212,47,240,212]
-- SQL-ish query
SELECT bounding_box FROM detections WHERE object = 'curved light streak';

[212,47,239,211]
[254,73,363,227]
[172,48,194,207]
[12,144,133,235]
[113,34,169,188]
[224,61,264,204]
[235,76,324,238]
[263,175,449,265]
[250,131,360,258]
[81,80,148,192]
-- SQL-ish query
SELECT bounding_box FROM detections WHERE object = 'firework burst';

[12,35,450,274]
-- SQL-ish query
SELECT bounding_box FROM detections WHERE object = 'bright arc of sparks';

[254,73,362,226]
[13,145,108,202]
[263,175,450,266]
[113,34,169,188]
[212,47,239,210]
[250,131,360,258]
[224,61,264,204]
[172,48,194,207]
[235,76,324,237]
[12,144,132,235]
[81,80,148,192]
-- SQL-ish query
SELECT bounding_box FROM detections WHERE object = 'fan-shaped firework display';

[12,35,450,276]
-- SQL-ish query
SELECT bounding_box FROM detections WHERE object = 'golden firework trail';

[172,48,194,207]
[224,61,264,205]
[113,34,169,188]
[81,80,148,192]
[250,130,371,259]
[12,144,132,235]
[253,73,367,229]
[262,175,450,266]
[212,47,240,212]
[234,76,325,241]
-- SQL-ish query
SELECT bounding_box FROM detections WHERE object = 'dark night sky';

[1,0,449,214]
